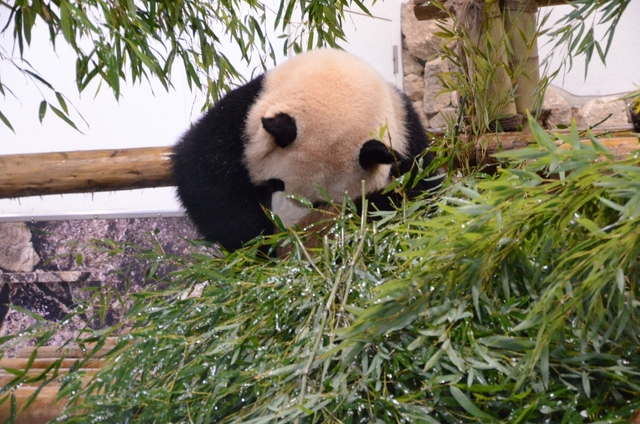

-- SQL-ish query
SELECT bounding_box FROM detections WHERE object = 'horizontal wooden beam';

[0,338,117,423]
[0,129,636,200]
[414,0,570,21]
[477,135,640,166]
[0,147,174,199]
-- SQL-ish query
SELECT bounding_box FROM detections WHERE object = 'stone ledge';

[0,271,92,284]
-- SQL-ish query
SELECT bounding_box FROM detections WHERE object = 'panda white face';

[242,49,410,225]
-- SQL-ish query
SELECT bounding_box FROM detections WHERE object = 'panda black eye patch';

[266,178,285,193]
[261,113,297,148]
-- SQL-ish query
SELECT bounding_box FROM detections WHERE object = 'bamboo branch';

[0,147,173,199]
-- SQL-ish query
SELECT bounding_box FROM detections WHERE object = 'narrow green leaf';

[60,1,73,43]
[616,268,625,294]
[0,109,15,132]
[574,217,603,236]
[124,39,160,74]
[55,92,69,114]
[581,371,591,398]
[38,100,47,123]
[450,386,496,421]
[540,344,549,389]
[50,105,80,131]
[598,197,625,212]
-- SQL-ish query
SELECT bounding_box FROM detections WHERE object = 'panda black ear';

[262,113,297,148]
[359,139,395,170]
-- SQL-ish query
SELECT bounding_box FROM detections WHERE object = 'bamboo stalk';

[0,147,173,199]
[426,124,635,138]
[503,0,541,114]
[475,0,518,120]
[446,0,518,127]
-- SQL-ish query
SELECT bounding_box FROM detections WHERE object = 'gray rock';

[542,85,573,128]
[401,1,444,61]
[423,58,456,115]
[0,222,39,272]
[0,216,202,355]
[404,74,425,101]
[576,95,631,128]
[428,107,459,129]
[403,51,425,75]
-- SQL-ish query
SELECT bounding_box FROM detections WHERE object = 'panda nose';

[266,178,285,193]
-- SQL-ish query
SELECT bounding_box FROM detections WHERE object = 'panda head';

[243,49,410,224]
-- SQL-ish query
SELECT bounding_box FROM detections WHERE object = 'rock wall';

[0,218,200,353]
[400,1,633,129]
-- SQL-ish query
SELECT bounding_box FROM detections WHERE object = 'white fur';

[271,192,313,227]
[243,49,409,223]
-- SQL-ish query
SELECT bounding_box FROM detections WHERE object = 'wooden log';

[475,134,640,165]
[0,386,65,424]
[556,137,640,159]
[0,147,173,199]
[0,340,117,422]
[414,0,569,21]
[0,370,99,386]
[16,339,117,359]
[0,129,636,201]
[0,358,105,370]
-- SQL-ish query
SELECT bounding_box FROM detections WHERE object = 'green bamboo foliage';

[3,117,639,423]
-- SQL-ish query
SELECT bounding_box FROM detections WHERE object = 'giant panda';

[172,48,439,252]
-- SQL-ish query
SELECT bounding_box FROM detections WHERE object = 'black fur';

[359,139,396,169]
[172,75,273,251]
[266,178,285,193]
[365,90,441,211]
[261,113,297,148]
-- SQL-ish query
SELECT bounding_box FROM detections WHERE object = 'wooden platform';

[0,339,115,423]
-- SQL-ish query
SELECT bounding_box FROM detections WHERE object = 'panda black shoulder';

[397,89,440,193]
[172,75,274,252]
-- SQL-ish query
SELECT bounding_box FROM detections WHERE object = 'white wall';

[538,0,640,96]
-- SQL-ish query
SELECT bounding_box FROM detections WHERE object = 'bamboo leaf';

[0,109,14,132]
[38,100,47,123]
[450,386,497,422]
[49,105,79,131]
